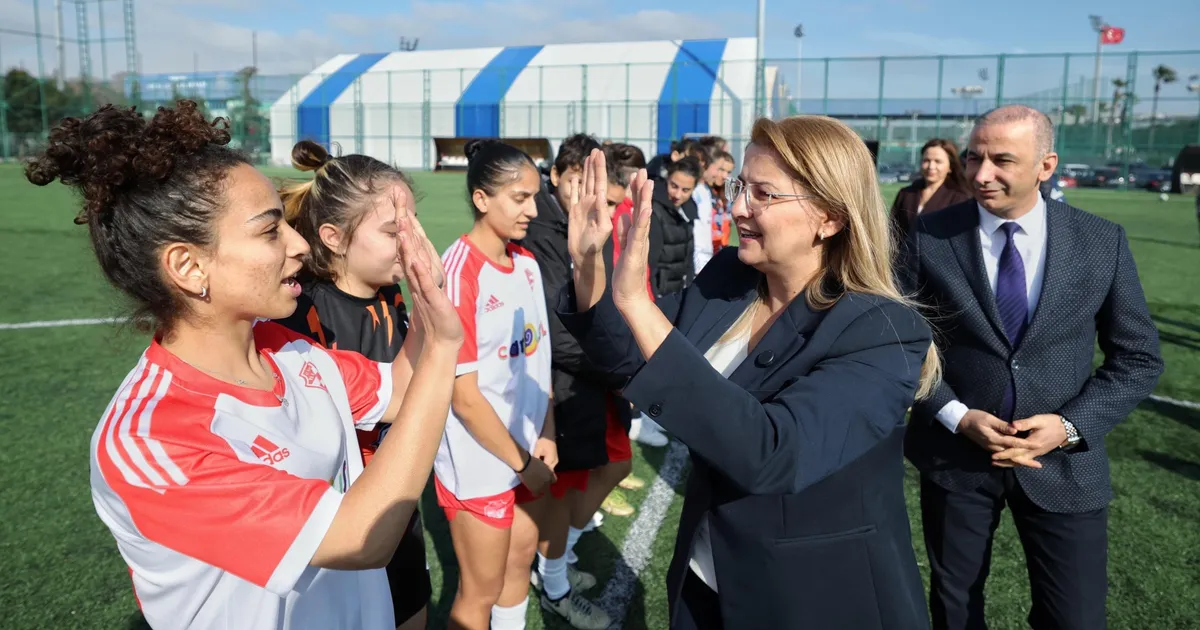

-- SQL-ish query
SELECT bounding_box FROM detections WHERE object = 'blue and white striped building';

[268,38,783,169]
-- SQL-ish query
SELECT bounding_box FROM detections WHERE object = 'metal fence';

[3,50,1199,173]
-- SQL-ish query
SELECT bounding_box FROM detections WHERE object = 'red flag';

[1101,27,1125,45]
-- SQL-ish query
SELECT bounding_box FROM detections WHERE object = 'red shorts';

[434,471,589,529]
[605,398,633,462]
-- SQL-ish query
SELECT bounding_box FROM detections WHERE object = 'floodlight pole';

[1089,15,1105,124]
[756,0,766,118]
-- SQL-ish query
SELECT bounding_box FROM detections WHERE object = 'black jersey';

[278,280,409,363]
[275,278,431,624]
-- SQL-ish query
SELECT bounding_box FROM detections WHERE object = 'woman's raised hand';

[392,185,445,290]
[396,194,461,348]
[612,168,655,310]
[566,148,614,266]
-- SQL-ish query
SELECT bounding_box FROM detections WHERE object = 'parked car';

[1080,167,1125,188]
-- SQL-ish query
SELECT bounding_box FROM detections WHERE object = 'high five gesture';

[611,168,655,311]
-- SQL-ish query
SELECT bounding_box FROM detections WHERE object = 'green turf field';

[1,163,1198,629]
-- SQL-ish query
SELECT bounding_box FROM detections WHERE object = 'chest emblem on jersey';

[251,436,291,465]
[525,269,536,289]
[484,295,505,313]
[299,361,327,392]
[498,322,548,359]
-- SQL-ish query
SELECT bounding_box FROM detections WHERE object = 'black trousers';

[673,571,724,630]
[920,471,1108,630]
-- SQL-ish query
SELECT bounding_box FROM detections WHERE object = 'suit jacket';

[557,248,932,630]
[515,185,630,471]
[900,199,1163,513]
[889,179,971,242]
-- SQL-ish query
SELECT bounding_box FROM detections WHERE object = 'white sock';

[566,526,584,557]
[490,596,529,630]
[537,551,570,600]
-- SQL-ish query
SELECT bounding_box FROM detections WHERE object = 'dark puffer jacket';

[649,182,696,297]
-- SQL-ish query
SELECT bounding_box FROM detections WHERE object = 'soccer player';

[436,139,557,630]
[28,101,461,629]
[274,140,433,630]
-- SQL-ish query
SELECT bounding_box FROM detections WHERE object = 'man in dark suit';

[901,105,1164,630]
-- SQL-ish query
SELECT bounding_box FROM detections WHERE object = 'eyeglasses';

[724,177,819,211]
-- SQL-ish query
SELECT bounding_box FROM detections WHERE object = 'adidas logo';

[484,295,504,313]
[250,435,291,465]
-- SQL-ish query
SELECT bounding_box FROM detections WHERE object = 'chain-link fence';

[4,50,1199,174]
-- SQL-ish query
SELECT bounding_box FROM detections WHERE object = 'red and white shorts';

[434,471,589,529]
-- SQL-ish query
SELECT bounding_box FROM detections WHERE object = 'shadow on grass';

[423,477,646,630]
[1140,450,1200,482]
[1157,331,1200,353]
[1152,315,1200,336]
[1141,398,1200,432]
[1128,235,1199,250]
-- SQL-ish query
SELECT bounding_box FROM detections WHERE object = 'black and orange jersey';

[275,279,408,464]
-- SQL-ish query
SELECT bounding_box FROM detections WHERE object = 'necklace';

[185,357,288,407]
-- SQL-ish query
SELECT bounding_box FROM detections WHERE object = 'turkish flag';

[1101,27,1125,45]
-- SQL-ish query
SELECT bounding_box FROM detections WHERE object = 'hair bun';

[291,140,333,172]
[24,99,230,225]
[464,138,505,163]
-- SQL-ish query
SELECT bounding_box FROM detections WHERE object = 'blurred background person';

[890,138,971,242]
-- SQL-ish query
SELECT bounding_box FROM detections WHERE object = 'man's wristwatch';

[1059,416,1081,450]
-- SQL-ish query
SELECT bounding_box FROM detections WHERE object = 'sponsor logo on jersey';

[250,435,291,465]
[497,322,548,359]
[299,361,327,392]
[484,295,505,313]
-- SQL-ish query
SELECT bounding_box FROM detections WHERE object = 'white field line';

[597,439,690,629]
[0,317,127,330]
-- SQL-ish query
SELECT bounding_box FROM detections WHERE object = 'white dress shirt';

[688,328,751,592]
[692,183,715,274]
[936,196,1049,432]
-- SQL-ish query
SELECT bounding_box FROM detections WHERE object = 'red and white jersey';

[437,236,552,500]
[90,322,395,630]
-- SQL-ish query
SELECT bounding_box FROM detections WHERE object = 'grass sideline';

[2,163,1199,629]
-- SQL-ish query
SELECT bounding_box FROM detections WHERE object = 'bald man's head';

[965,104,1060,219]
[975,105,1055,157]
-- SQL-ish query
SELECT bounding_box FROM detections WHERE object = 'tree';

[1148,64,1177,147]
[226,66,269,156]
[1066,104,1088,125]
[3,68,82,135]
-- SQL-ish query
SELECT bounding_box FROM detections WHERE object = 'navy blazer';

[557,248,932,630]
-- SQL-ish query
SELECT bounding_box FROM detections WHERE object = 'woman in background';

[889,138,970,241]
[274,140,433,630]
[709,149,735,255]
[436,139,558,630]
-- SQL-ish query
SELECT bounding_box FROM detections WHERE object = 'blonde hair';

[737,116,941,399]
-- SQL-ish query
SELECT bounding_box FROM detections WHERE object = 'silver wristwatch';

[1059,416,1080,450]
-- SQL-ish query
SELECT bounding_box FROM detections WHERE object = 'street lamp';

[793,24,804,112]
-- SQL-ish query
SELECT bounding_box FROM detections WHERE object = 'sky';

[0,0,1197,93]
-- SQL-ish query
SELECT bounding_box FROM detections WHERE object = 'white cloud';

[0,0,750,80]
